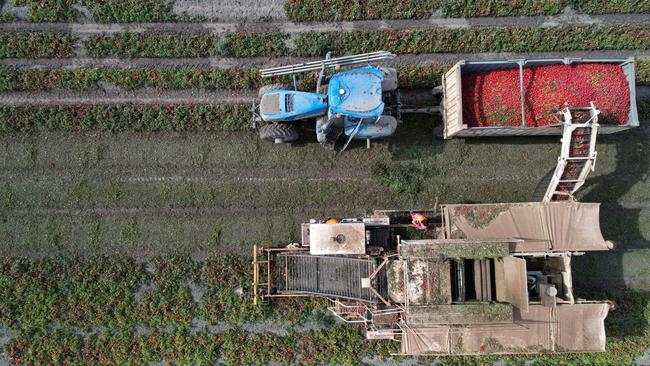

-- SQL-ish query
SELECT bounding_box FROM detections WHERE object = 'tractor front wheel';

[259,123,299,144]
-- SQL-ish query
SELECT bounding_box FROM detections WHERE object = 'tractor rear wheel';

[259,123,299,143]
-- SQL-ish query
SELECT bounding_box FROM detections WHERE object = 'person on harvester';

[410,211,427,231]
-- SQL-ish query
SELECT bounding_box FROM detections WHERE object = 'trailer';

[442,58,639,138]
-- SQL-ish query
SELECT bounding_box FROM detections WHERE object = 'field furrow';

[0,12,649,34]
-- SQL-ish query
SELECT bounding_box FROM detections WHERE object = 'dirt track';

[0,118,648,291]
[0,13,648,34]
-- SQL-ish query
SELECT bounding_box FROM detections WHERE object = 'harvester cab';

[254,51,400,150]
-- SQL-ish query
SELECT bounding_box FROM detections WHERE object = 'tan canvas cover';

[444,202,611,252]
[402,326,451,354]
[399,303,610,355]
[495,256,529,312]
[556,303,609,352]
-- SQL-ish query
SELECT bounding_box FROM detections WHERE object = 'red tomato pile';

[461,63,631,127]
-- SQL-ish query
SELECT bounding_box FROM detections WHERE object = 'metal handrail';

[260,51,396,78]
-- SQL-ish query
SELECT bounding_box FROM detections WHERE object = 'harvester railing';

[252,245,308,305]
[542,102,600,202]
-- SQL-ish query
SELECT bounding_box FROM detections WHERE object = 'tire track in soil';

[0,206,356,217]
[0,13,648,34]
[3,50,648,70]
[4,201,649,217]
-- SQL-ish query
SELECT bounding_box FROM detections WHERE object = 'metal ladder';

[542,102,600,202]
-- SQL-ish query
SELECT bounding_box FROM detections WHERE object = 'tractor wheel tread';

[259,123,299,143]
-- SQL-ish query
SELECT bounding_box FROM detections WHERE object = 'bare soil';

[0,117,647,292]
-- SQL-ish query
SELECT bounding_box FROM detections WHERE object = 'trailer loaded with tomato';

[442,58,639,138]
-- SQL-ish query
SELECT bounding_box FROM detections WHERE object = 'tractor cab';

[323,67,398,145]
[327,67,385,118]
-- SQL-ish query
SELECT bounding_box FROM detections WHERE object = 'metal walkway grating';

[277,254,385,303]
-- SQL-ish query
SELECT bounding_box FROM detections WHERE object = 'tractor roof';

[328,67,384,119]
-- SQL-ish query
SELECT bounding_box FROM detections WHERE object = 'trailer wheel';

[258,83,290,98]
[259,123,299,144]
[531,168,555,202]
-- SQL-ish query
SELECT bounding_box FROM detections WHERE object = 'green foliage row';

[440,0,565,17]
[0,67,272,91]
[292,24,650,56]
[0,254,386,365]
[637,58,650,85]
[217,32,289,57]
[0,64,454,92]
[84,33,215,58]
[0,32,76,58]
[3,24,646,59]
[0,254,647,365]
[2,61,649,93]
[0,255,268,330]
[638,97,650,121]
[285,0,649,21]
[0,0,17,21]
[4,325,393,366]
[7,328,223,365]
[7,0,650,23]
[13,0,178,22]
[573,0,650,14]
[285,0,436,21]
[0,104,252,132]
[80,0,177,22]
[84,32,289,58]
[16,0,77,22]
[79,24,650,59]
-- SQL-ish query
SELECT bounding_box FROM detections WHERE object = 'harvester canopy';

[400,303,610,355]
[443,202,613,252]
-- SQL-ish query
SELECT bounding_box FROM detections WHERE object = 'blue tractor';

[254,51,401,150]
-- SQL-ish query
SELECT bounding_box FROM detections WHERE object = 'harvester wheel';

[258,83,289,98]
[259,123,299,143]
[531,168,555,202]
